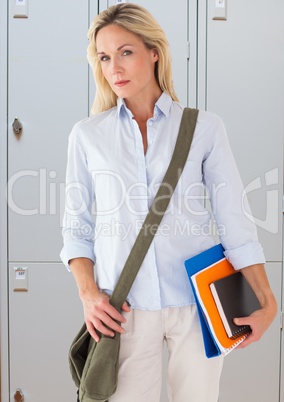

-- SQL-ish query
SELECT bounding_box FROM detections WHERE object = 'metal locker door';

[7,0,90,262]
[7,0,93,400]
[9,263,83,402]
[206,0,284,263]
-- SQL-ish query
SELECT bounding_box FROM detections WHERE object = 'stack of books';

[184,243,260,358]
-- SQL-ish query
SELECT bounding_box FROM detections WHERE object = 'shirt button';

[148,121,153,126]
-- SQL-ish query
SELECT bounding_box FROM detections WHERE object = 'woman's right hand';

[69,257,131,342]
[81,288,131,342]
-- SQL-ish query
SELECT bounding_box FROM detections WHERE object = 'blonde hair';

[87,3,179,115]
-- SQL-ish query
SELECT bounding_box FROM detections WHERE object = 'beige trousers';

[109,305,224,402]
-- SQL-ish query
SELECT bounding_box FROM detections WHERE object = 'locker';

[7,0,90,262]
[6,2,92,400]
[206,0,284,263]
[8,264,83,401]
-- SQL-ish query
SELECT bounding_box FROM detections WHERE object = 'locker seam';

[7,0,12,396]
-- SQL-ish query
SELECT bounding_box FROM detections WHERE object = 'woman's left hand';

[234,300,277,349]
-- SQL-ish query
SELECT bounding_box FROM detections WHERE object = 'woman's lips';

[115,80,130,87]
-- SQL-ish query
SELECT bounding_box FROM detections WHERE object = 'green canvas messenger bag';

[68,107,199,402]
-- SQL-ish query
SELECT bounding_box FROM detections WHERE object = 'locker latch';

[14,388,24,402]
[12,117,23,136]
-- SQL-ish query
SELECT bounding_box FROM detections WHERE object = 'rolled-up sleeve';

[202,114,265,269]
[60,123,96,271]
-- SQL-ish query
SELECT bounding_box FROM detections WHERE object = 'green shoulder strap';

[110,107,199,312]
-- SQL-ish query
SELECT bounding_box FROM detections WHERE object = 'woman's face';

[96,24,159,101]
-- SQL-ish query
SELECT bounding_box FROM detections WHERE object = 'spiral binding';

[226,332,249,354]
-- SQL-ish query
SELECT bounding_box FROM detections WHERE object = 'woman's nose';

[110,57,122,74]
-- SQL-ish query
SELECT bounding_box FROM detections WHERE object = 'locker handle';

[12,117,23,136]
[14,388,24,401]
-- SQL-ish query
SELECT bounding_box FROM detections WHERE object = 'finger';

[86,321,101,342]
[234,319,262,349]
[90,297,126,327]
[121,301,131,313]
[91,318,117,338]
[88,316,118,338]
[97,312,125,334]
[103,303,127,324]
[91,308,125,334]
[236,332,256,349]
[233,317,249,326]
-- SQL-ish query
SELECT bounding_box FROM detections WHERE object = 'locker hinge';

[187,41,190,60]
[282,195,284,213]
[280,311,283,330]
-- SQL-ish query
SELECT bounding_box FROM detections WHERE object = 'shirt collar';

[117,92,172,119]
[155,92,172,117]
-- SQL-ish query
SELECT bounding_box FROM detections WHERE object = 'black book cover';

[210,272,261,339]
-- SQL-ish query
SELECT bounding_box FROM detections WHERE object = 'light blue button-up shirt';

[60,92,265,310]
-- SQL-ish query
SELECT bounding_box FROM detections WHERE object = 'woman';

[60,3,277,401]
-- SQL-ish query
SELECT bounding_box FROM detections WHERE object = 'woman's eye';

[100,55,109,62]
[122,50,132,56]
